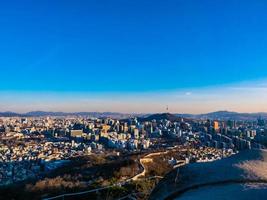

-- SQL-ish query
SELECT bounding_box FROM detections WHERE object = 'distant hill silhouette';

[140,113,182,122]
[176,110,267,120]
[0,112,24,117]
[0,110,267,120]
[0,111,137,119]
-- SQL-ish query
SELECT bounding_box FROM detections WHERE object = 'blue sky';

[1,0,267,112]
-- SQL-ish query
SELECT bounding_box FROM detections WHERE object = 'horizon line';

[1,110,267,115]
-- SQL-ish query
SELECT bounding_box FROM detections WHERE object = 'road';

[43,147,185,200]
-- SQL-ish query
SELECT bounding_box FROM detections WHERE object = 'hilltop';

[140,113,182,122]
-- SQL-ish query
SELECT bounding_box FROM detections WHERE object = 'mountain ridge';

[0,110,267,120]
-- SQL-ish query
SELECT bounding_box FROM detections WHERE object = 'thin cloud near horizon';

[1,79,267,114]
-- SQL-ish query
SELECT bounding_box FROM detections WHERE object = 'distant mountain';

[25,111,140,119]
[1,110,267,121]
[26,111,68,116]
[197,111,242,120]
[175,111,267,120]
[0,112,24,117]
[0,111,138,119]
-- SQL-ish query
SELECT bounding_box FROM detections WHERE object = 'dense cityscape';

[0,112,266,199]
[1,1,267,199]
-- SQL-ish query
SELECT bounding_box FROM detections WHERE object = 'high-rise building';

[133,128,139,139]
[213,121,219,131]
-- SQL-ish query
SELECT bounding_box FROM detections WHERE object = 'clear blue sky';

[1,0,267,113]
[1,0,267,92]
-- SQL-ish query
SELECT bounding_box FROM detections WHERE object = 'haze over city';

[2,79,267,113]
